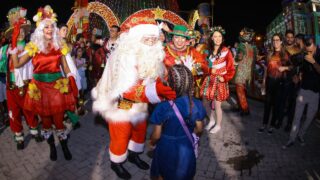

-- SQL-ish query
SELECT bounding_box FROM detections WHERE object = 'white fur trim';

[93,99,148,124]
[212,61,226,69]
[8,47,18,55]
[67,73,76,78]
[91,87,98,100]
[9,111,13,120]
[109,150,128,163]
[209,50,228,63]
[145,82,161,104]
[14,60,33,87]
[30,129,38,135]
[65,53,82,90]
[129,24,160,38]
[15,135,24,141]
[128,140,145,153]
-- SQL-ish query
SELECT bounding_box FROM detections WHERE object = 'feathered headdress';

[33,5,57,26]
[239,27,255,42]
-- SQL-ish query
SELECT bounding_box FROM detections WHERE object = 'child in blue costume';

[149,64,206,180]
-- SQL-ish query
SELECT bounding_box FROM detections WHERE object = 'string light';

[67,0,185,36]
[67,2,119,36]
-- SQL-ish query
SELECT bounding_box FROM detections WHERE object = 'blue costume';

[150,95,206,180]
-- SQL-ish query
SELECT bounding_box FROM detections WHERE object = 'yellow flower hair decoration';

[28,83,41,101]
[32,5,57,27]
[25,42,39,57]
[61,42,70,56]
[54,78,69,94]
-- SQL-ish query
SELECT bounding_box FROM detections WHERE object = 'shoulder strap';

[169,101,194,147]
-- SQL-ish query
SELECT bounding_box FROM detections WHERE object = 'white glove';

[183,55,194,71]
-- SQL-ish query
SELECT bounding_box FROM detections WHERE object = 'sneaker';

[205,120,216,131]
[298,136,305,146]
[209,125,221,134]
[282,141,294,149]
[258,126,266,133]
[267,127,274,135]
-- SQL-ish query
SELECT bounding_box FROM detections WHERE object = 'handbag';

[169,101,200,158]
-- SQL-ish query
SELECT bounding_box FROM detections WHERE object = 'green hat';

[169,25,190,39]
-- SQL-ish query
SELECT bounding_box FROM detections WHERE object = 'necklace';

[167,45,190,64]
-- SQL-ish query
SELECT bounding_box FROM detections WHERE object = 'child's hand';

[148,140,156,150]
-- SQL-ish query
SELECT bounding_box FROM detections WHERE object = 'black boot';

[47,135,57,161]
[60,139,72,160]
[15,133,24,150]
[17,141,24,150]
[128,150,149,170]
[31,128,43,142]
[33,134,43,142]
[111,162,131,179]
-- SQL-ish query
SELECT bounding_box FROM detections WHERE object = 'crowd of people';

[0,4,320,180]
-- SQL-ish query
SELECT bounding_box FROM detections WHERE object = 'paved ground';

[1,97,320,180]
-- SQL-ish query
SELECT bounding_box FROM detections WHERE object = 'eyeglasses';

[141,36,158,42]
[272,39,281,42]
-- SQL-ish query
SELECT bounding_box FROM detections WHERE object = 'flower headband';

[210,26,226,35]
[33,5,57,27]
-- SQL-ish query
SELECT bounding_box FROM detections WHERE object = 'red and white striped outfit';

[200,47,235,101]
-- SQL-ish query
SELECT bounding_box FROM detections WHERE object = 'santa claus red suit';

[92,23,176,179]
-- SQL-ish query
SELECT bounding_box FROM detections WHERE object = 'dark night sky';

[0,0,283,45]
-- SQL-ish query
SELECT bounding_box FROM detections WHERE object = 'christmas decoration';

[121,7,190,31]
[67,1,119,40]
[97,0,179,23]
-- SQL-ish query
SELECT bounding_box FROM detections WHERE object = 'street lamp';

[256,36,262,41]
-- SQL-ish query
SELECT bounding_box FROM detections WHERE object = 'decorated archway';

[67,2,119,38]
[121,7,190,30]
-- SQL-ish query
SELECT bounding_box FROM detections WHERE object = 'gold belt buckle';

[118,99,133,110]
[9,83,16,90]
[18,87,25,96]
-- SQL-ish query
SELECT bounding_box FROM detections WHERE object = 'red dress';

[200,47,235,101]
[24,49,76,116]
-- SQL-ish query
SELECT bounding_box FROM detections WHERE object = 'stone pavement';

[1,97,320,180]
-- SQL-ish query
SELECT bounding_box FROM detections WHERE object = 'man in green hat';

[163,25,209,98]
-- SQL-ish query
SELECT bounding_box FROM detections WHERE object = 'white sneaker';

[209,125,221,134]
[205,120,216,131]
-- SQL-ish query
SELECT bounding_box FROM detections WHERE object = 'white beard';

[136,41,165,80]
[92,39,165,123]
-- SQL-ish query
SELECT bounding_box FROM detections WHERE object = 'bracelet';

[8,47,18,55]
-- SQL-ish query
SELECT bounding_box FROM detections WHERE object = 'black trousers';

[277,80,299,128]
[262,77,283,127]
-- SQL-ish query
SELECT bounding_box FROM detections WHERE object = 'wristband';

[67,73,76,79]
[8,47,18,55]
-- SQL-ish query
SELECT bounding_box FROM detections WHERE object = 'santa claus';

[92,23,176,179]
